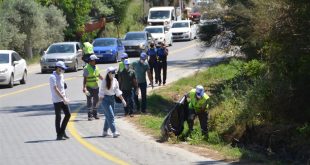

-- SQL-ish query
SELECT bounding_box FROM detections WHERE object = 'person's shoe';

[155,81,158,84]
[63,132,70,139]
[56,134,66,140]
[159,82,161,86]
[88,117,93,121]
[163,82,166,86]
[129,114,134,117]
[102,131,111,137]
[112,132,120,138]
[94,116,100,120]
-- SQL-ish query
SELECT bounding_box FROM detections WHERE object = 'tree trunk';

[24,39,33,59]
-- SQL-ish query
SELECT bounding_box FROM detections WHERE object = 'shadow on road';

[25,139,58,143]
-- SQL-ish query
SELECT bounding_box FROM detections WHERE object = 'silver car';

[122,31,155,57]
[40,42,83,73]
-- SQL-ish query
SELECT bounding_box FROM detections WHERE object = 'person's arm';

[83,77,87,93]
[114,80,127,107]
[83,68,88,93]
[99,74,103,80]
[98,79,105,100]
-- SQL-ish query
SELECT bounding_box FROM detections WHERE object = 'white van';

[147,7,176,27]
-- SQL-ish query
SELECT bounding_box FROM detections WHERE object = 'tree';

[0,0,67,58]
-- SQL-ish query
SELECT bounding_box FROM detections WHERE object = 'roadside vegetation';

[129,0,310,164]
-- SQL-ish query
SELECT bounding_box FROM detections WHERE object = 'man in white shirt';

[49,61,71,140]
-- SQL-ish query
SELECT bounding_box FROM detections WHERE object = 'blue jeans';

[101,95,116,133]
[134,82,147,112]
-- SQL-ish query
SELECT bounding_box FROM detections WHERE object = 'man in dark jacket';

[156,42,168,86]
[146,42,157,85]
[118,59,138,116]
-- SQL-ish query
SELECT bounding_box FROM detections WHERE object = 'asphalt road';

[0,40,229,165]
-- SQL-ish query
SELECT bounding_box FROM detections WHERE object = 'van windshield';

[149,10,170,19]
[172,22,189,28]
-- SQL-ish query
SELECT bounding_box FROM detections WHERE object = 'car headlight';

[0,68,8,73]
[40,57,45,62]
[139,43,145,49]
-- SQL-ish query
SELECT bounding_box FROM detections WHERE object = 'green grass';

[25,55,41,65]
[131,59,276,162]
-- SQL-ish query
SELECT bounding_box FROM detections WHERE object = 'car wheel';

[20,70,27,84]
[8,74,14,88]
[73,60,78,72]
[113,53,118,63]
[41,69,46,74]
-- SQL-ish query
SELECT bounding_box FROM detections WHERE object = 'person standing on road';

[83,55,103,121]
[156,42,168,86]
[146,42,157,85]
[99,66,127,138]
[49,61,71,140]
[132,53,153,113]
[82,40,94,63]
[118,59,138,117]
[186,85,210,138]
[118,53,128,73]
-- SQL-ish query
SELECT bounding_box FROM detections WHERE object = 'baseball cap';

[121,53,128,59]
[55,61,67,70]
[89,55,99,61]
[124,59,130,65]
[196,85,205,97]
[140,52,147,60]
[106,66,116,74]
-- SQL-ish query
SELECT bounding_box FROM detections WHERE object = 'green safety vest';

[85,64,99,87]
[118,61,125,72]
[83,42,94,54]
[188,89,209,113]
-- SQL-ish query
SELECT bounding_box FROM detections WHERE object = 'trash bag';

[160,95,189,141]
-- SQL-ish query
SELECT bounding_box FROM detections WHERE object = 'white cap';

[121,53,128,59]
[124,59,130,65]
[196,85,205,97]
[55,61,67,70]
[89,55,99,61]
[106,66,116,74]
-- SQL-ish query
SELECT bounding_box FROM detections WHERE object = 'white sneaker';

[112,132,120,138]
[102,131,111,137]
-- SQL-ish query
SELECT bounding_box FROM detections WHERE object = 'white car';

[144,26,173,47]
[0,50,27,88]
[171,20,198,41]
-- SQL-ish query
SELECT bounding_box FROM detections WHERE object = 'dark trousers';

[187,108,208,136]
[86,87,99,118]
[134,82,147,112]
[156,61,167,84]
[53,102,71,137]
[148,61,156,83]
[82,53,92,63]
[123,90,134,115]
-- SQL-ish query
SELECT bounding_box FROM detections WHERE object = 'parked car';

[93,38,124,63]
[40,42,83,73]
[171,20,198,41]
[122,31,155,57]
[144,26,173,47]
[0,50,27,88]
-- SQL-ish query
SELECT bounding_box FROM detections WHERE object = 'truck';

[147,7,177,28]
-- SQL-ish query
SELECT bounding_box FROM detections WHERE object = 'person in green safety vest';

[186,85,210,138]
[118,52,128,73]
[82,41,94,63]
[83,55,103,121]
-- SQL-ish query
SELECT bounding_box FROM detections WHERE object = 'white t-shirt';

[99,78,122,97]
[49,71,65,103]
